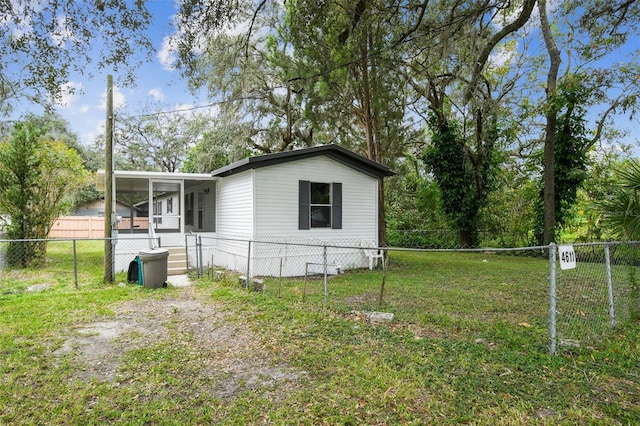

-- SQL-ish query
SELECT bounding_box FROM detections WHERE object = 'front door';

[150,180,183,245]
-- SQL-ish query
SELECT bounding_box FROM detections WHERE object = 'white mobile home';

[103,144,394,276]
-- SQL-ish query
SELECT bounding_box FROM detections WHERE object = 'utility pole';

[104,75,114,283]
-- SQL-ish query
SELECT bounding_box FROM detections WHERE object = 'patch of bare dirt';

[52,286,307,399]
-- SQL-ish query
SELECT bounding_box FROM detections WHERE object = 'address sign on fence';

[559,245,577,270]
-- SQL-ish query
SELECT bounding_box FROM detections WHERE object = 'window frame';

[299,181,342,230]
[310,182,332,228]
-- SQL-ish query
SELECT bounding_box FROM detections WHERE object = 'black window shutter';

[299,180,310,230]
[332,182,342,229]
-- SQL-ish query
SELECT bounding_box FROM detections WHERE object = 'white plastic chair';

[361,240,385,270]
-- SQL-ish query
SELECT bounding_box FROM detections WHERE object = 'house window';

[299,181,342,230]
[310,183,331,228]
[167,197,173,214]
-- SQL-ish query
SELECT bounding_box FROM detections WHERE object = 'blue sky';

[43,0,207,147]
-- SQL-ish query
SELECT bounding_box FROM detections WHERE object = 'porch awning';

[96,170,217,192]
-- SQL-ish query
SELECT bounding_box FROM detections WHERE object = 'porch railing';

[148,221,159,248]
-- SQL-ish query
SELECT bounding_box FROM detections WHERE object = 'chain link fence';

[551,242,639,353]
[386,229,524,249]
[1,235,637,355]
[187,237,639,354]
[0,237,159,290]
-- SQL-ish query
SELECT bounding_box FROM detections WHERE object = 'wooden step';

[168,267,187,276]
[165,246,187,275]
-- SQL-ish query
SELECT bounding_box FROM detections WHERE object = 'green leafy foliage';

[423,118,478,235]
[386,153,453,247]
[114,110,219,172]
[160,0,640,249]
[0,1,152,103]
[599,159,640,240]
[423,113,499,247]
[480,164,538,247]
[0,119,88,266]
[535,74,592,242]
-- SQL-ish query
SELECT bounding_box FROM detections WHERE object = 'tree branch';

[245,0,268,57]
[464,0,537,102]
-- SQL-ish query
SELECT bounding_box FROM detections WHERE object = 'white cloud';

[488,41,518,69]
[158,7,252,71]
[173,102,196,118]
[157,35,178,71]
[100,86,127,110]
[148,88,165,102]
[53,81,83,108]
[225,19,251,37]
[0,2,34,36]
[113,87,126,109]
[81,121,106,147]
[50,15,75,47]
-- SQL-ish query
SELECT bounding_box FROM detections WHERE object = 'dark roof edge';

[211,144,395,178]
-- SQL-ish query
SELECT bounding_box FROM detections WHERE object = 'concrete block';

[365,311,395,325]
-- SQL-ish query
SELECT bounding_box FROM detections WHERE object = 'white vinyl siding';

[216,171,254,239]
[253,156,378,242]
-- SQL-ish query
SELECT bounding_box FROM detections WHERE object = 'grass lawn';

[1,245,638,424]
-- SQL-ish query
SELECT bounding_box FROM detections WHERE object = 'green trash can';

[138,248,169,288]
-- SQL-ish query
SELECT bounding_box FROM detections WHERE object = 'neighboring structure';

[102,144,394,276]
[72,197,141,218]
[49,198,145,238]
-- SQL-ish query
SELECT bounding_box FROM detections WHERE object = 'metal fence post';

[198,235,204,278]
[184,234,190,274]
[549,242,557,355]
[195,236,201,277]
[73,239,78,289]
[111,238,116,282]
[378,248,388,307]
[604,243,616,327]
[246,240,252,289]
[323,245,328,304]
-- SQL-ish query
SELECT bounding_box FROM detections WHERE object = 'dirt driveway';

[52,284,307,399]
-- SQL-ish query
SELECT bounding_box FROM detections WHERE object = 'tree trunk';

[459,230,473,248]
[359,39,387,246]
[378,178,387,246]
[539,0,561,245]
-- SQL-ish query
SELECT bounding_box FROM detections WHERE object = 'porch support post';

[180,179,185,237]
[148,179,152,246]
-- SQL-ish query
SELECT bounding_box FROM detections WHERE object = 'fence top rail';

[385,245,552,253]
[0,237,160,243]
[4,235,639,252]
[195,234,553,252]
[569,240,640,248]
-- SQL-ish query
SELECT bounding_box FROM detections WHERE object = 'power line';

[120,95,267,119]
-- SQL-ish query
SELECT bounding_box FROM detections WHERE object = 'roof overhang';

[211,144,395,179]
[97,170,217,193]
